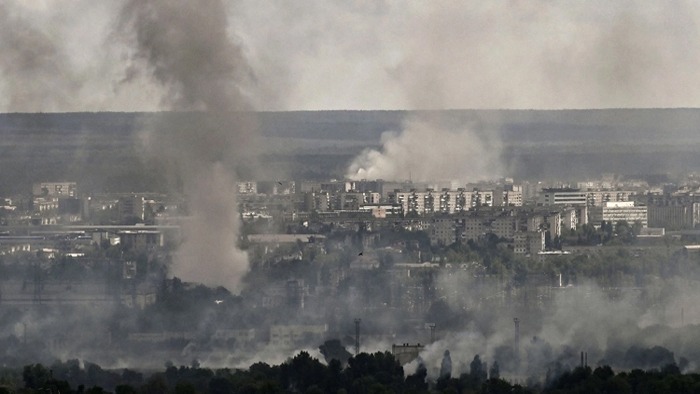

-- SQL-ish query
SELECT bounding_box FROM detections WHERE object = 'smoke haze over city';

[4,1,700,393]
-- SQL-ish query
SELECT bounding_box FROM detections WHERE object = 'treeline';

[2,352,699,394]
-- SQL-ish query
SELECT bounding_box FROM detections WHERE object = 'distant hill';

[0,109,698,194]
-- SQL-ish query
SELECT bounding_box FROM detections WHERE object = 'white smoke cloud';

[233,0,700,110]
[346,116,502,183]
[3,1,700,111]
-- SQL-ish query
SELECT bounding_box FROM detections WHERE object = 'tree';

[440,350,452,379]
[489,361,500,379]
[22,364,50,390]
[466,355,487,388]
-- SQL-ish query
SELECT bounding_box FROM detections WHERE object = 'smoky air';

[3,1,700,393]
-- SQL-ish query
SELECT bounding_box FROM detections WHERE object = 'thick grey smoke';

[2,2,700,111]
[118,0,259,291]
[346,116,502,183]
[232,1,700,110]
[405,272,700,380]
[0,3,81,112]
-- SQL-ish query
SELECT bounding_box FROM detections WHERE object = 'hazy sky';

[2,0,700,112]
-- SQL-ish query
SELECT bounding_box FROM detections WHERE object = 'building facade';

[589,201,648,228]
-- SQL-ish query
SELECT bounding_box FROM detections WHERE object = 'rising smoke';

[118,0,259,291]
[346,116,503,183]
[402,272,700,381]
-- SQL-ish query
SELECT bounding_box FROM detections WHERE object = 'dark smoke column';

[119,0,259,291]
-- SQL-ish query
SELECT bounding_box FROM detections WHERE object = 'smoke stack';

[354,318,361,355]
[581,351,584,368]
[428,323,436,343]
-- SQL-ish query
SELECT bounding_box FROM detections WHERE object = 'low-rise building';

[514,231,545,256]
[647,203,700,230]
[392,343,425,365]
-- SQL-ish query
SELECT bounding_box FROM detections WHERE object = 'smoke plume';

[233,1,700,110]
[118,0,259,291]
[346,116,502,183]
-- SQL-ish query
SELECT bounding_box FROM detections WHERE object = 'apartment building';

[589,201,648,228]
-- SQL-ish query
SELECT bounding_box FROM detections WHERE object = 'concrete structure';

[392,188,497,216]
[586,190,637,207]
[118,230,163,249]
[212,328,257,345]
[269,324,328,348]
[431,217,456,246]
[359,204,402,218]
[430,208,564,245]
[514,231,546,256]
[540,188,587,206]
[502,184,524,207]
[118,195,145,222]
[561,208,578,231]
[237,181,258,194]
[33,182,78,197]
[647,203,700,230]
[589,201,648,228]
[547,212,562,239]
[0,281,156,309]
[392,343,425,365]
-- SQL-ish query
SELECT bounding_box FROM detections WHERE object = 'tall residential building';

[392,188,497,216]
[502,184,524,207]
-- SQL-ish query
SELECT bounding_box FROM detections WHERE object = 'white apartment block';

[393,188,499,216]
[539,188,587,206]
[589,201,648,228]
[586,190,637,206]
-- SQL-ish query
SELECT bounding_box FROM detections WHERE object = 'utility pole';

[428,323,436,343]
[513,318,520,356]
[354,318,361,355]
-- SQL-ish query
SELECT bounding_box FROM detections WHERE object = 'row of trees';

[3,353,697,394]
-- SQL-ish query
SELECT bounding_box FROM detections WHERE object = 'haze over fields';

[1,109,700,194]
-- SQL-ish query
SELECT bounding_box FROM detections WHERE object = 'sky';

[1,0,700,112]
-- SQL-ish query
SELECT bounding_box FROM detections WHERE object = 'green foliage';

[14,354,700,394]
